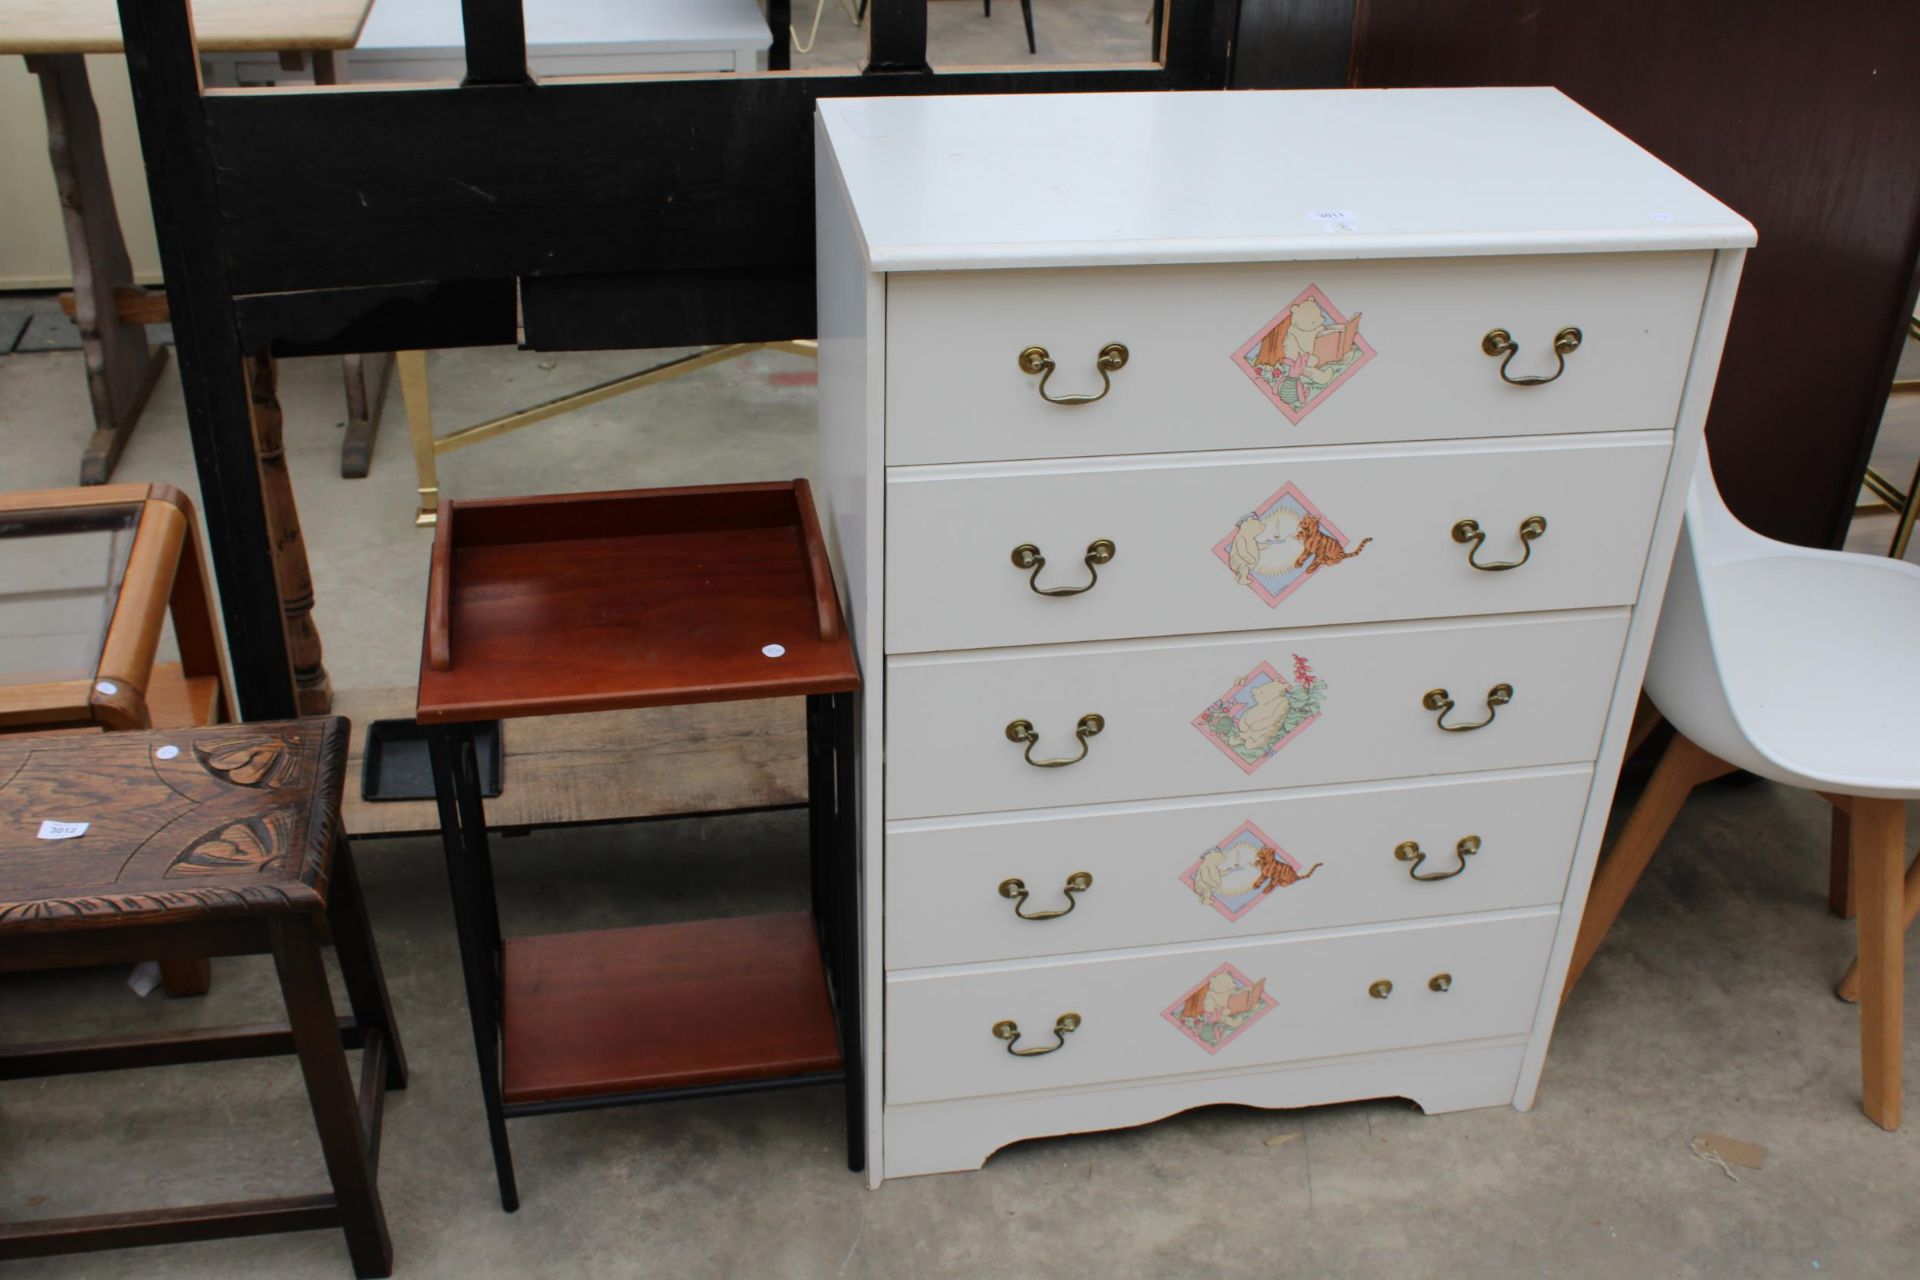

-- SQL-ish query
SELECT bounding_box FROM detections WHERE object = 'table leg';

[339,352,393,479]
[831,691,865,1173]
[25,55,170,486]
[243,353,333,714]
[396,351,440,526]
[427,723,520,1211]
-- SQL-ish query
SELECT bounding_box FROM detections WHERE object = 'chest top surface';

[817,88,1754,272]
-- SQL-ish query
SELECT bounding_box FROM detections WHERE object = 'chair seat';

[0,719,347,932]
[1709,553,1920,796]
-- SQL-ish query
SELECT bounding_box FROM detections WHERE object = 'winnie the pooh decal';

[1163,963,1276,1054]
[1180,820,1323,923]
[1214,481,1373,607]
[1194,654,1327,775]
[1234,285,1375,423]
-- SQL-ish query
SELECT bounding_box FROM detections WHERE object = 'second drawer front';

[886,611,1628,819]
[885,434,1670,652]
[885,767,1592,969]
[886,910,1558,1105]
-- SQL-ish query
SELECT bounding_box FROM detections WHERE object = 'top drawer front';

[885,253,1711,465]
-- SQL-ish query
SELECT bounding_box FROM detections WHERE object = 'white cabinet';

[815,87,1753,1185]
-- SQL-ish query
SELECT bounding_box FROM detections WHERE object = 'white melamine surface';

[884,254,1710,462]
[885,767,1593,969]
[885,611,1630,819]
[886,909,1559,1105]
[885,434,1672,652]
[817,89,1753,270]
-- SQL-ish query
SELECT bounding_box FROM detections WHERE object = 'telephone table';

[416,480,863,1211]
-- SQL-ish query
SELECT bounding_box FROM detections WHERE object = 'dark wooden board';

[500,912,842,1103]
[1350,0,1920,549]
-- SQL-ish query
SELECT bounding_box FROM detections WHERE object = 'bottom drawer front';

[886,911,1557,1105]
[885,768,1591,969]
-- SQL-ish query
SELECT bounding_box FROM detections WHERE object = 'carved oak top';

[0,718,347,933]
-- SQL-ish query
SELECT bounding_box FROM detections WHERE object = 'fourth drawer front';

[886,909,1559,1105]
[885,765,1593,969]
[885,432,1671,652]
[885,610,1629,819]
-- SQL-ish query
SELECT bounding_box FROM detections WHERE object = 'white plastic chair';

[1565,451,1920,1129]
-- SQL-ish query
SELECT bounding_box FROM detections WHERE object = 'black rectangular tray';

[361,718,503,802]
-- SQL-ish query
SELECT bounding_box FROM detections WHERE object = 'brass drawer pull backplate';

[994,1013,1082,1056]
[1396,835,1482,881]
[1006,713,1105,768]
[999,871,1094,920]
[1018,343,1130,405]
[1011,539,1115,596]
[1453,515,1547,571]
[1424,684,1513,733]
[1482,326,1582,386]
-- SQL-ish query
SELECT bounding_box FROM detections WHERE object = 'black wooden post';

[767,0,792,71]
[461,0,533,86]
[115,0,297,721]
[866,0,931,74]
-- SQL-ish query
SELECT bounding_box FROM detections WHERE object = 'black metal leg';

[427,723,520,1212]
[326,836,409,1090]
[806,694,834,942]
[832,692,866,1173]
[1020,0,1036,54]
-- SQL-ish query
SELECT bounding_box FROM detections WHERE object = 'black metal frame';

[110,0,1247,720]
[424,692,862,1212]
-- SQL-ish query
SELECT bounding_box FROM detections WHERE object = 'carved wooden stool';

[0,718,406,1277]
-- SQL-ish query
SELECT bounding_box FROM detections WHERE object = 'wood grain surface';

[338,686,807,838]
[500,911,842,1103]
[0,0,371,55]
[0,718,346,930]
[415,483,858,724]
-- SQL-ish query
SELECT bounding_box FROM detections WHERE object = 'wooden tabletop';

[0,719,347,934]
[0,0,373,55]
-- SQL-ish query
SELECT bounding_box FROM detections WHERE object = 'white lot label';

[37,820,90,840]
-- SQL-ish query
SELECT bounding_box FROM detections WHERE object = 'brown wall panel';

[1349,0,1920,547]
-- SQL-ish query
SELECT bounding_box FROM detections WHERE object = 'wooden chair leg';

[271,915,392,1278]
[1849,797,1905,1130]
[158,957,210,997]
[1829,800,1855,918]
[1835,843,1920,1003]
[1563,732,1734,1000]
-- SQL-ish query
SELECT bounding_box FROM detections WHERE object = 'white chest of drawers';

[813,88,1753,1185]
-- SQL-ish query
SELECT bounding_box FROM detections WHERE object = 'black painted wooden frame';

[115,0,1244,719]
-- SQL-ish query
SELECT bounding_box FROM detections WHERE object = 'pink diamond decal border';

[1232,284,1376,424]
[1162,962,1277,1055]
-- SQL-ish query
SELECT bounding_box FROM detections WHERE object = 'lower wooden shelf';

[500,911,843,1106]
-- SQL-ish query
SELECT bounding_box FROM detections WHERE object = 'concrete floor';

[3,332,1920,1273]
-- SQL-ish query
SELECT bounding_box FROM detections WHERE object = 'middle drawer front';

[884,767,1593,970]
[886,910,1559,1105]
[885,611,1629,819]
[885,434,1671,653]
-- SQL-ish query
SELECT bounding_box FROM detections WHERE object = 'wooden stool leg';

[1850,798,1905,1129]
[1563,732,1734,1000]
[159,957,211,997]
[270,915,392,1278]
[326,837,409,1090]
[1836,843,1920,1002]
